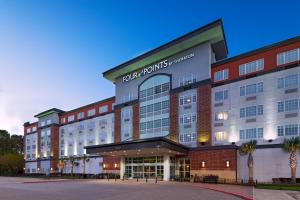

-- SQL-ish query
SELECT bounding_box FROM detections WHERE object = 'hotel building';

[24,19,300,182]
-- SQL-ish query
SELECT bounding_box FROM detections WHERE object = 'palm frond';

[282,137,300,153]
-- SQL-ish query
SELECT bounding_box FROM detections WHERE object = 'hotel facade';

[24,20,300,182]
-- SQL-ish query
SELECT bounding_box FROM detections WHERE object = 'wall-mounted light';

[268,139,273,143]
[201,161,206,168]
[23,167,26,171]
[37,168,40,171]
[50,168,53,171]
[226,161,230,168]
[114,163,118,169]
[103,164,106,169]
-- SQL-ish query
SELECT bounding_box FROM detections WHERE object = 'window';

[88,109,96,117]
[27,128,31,133]
[41,121,45,127]
[99,119,107,126]
[61,118,66,124]
[162,100,169,110]
[215,131,228,142]
[278,74,299,89]
[161,118,169,127]
[277,48,300,65]
[77,124,84,131]
[122,109,132,120]
[240,105,263,118]
[32,127,37,132]
[99,105,108,113]
[214,69,229,82]
[240,128,263,140]
[214,90,228,101]
[285,124,299,136]
[239,59,264,75]
[180,132,196,143]
[180,113,197,124]
[277,126,284,136]
[215,111,228,121]
[240,82,263,96]
[87,122,95,131]
[277,124,299,137]
[46,119,51,125]
[179,73,197,86]
[179,93,197,106]
[77,112,84,120]
[68,115,75,122]
[278,99,299,112]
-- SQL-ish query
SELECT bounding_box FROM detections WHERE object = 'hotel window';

[99,132,107,143]
[68,115,75,122]
[139,75,170,139]
[215,111,228,121]
[27,128,31,133]
[278,124,299,137]
[87,109,96,117]
[77,112,84,120]
[278,74,299,89]
[99,119,108,127]
[214,90,228,101]
[99,105,108,113]
[41,121,45,127]
[179,132,196,143]
[278,99,299,112]
[240,82,263,96]
[240,128,263,140]
[122,93,133,103]
[214,69,229,82]
[77,124,84,132]
[122,109,132,121]
[61,117,66,124]
[277,48,300,65]
[215,131,228,142]
[240,105,263,118]
[179,73,197,87]
[179,93,197,106]
[239,59,264,76]
[180,113,197,124]
[32,127,37,132]
[87,122,95,131]
[46,119,51,125]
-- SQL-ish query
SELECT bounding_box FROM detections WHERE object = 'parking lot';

[0,177,251,200]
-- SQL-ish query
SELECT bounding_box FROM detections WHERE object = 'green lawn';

[256,184,300,191]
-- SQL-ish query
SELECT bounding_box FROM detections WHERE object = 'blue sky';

[0,0,299,135]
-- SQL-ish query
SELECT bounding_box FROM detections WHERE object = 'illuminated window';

[215,131,228,142]
[215,111,228,121]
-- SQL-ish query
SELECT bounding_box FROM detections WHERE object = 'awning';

[85,137,188,156]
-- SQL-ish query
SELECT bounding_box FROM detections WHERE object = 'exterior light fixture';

[37,168,40,171]
[201,161,205,168]
[114,163,118,169]
[231,142,236,145]
[50,168,53,171]
[226,161,230,168]
[268,139,273,143]
[103,164,106,169]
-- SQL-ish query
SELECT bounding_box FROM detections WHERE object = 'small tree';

[282,137,300,184]
[239,140,257,184]
[82,154,88,176]
[69,156,76,176]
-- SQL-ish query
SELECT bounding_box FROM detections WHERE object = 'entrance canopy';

[85,137,188,157]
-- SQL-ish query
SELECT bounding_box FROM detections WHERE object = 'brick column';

[50,125,60,172]
[37,128,41,172]
[132,102,140,140]
[114,108,121,143]
[169,93,179,142]
[197,85,212,146]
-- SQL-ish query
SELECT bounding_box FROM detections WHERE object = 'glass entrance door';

[144,166,156,178]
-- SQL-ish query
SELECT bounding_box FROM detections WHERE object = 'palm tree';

[239,140,257,184]
[282,137,300,184]
[69,156,76,176]
[82,154,88,177]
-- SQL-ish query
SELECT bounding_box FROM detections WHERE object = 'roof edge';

[103,19,226,77]
[212,35,300,67]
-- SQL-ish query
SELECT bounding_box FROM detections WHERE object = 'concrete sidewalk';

[254,189,300,200]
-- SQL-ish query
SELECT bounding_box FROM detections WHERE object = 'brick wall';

[169,93,179,142]
[197,85,212,146]
[188,148,236,171]
[50,125,60,171]
[114,108,121,143]
[132,102,140,140]
[103,156,121,171]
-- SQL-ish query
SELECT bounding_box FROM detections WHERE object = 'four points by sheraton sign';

[122,53,195,82]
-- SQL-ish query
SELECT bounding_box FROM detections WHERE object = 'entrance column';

[163,155,170,181]
[120,157,125,179]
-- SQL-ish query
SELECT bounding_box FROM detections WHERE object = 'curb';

[196,185,253,200]
[23,179,71,184]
